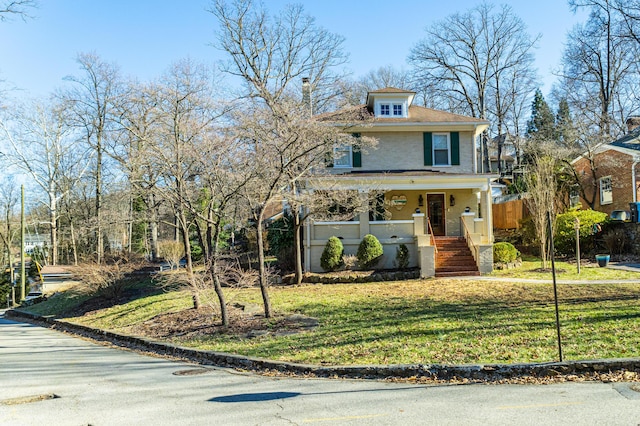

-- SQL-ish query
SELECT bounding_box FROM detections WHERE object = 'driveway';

[1,316,639,425]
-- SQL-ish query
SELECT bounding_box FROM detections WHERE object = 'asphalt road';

[1,316,639,426]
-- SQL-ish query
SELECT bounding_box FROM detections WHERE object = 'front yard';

[24,271,640,366]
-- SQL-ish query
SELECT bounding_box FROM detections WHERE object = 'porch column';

[479,190,493,243]
[413,213,425,236]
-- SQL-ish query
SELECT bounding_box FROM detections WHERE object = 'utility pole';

[20,185,25,301]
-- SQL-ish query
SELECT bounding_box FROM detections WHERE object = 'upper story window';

[378,102,405,117]
[333,145,352,168]
[433,133,451,166]
[600,176,613,205]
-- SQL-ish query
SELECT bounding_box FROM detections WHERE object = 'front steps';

[434,236,480,277]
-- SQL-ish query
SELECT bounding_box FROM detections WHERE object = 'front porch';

[304,175,495,277]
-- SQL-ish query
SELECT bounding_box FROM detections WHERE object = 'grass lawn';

[490,256,640,280]
[27,273,640,366]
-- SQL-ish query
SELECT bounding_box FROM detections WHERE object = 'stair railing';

[426,217,438,253]
[460,217,478,262]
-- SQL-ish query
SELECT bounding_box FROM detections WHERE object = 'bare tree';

[0,98,91,265]
[0,175,18,280]
[0,0,37,21]
[523,143,567,268]
[409,3,540,172]
[558,0,640,138]
[60,53,123,263]
[211,0,354,318]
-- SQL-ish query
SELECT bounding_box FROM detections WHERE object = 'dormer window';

[377,102,406,117]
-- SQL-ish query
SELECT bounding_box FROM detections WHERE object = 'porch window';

[333,145,352,168]
[600,176,613,205]
[433,133,450,166]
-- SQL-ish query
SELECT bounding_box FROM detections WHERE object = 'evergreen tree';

[526,89,556,141]
[555,98,577,150]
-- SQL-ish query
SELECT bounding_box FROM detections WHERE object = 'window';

[393,104,403,116]
[600,176,613,205]
[380,104,390,116]
[432,133,450,166]
[333,145,352,167]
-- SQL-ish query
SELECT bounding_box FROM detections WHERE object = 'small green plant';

[320,236,344,272]
[554,208,607,255]
[493,242,520,263]
[357,234,384,269]
[394,244,410,270]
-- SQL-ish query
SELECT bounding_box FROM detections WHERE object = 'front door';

[427,194,445,236]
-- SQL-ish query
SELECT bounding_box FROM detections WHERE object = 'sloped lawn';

[30,277,640,366]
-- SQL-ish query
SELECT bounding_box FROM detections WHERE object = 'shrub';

[394,244,410,270]
[554,209,608,256]
[357,234,384,269]
[266,213,295,271]
[320,237,344,272]
[493,242,520,263]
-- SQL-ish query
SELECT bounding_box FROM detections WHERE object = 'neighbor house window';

[380,104,390,116]
[432,133,450,166]
[333,145,352,167]
[600,176,613,205]
[393,104,403,116]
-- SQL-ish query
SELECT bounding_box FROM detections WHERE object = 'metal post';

[548,210,563,362]
[20,185,25,301]
[574,217,580,274]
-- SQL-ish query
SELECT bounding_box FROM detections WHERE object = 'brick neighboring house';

[571,118,640,215]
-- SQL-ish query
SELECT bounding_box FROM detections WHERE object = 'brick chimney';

[302,77,312,117]
[627,116,640,133]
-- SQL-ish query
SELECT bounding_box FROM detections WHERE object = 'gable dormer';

[366,87,415,119]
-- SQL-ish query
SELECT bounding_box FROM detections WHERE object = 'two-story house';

[304,88,495,277]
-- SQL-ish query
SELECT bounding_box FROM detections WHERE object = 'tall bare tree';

[558,0,640,138]
[409,3,539,172]
[211,0,353,317]
[61,53,122,263]
[150,58,227,309]
[0,99,91,265]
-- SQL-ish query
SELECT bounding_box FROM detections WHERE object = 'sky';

[0,0,589,100]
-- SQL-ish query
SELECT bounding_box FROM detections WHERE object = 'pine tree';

[526,89,556,141]
[555,98,577,149]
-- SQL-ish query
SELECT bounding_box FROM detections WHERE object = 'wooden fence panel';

[493,199,527,229]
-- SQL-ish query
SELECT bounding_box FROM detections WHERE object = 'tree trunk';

[209,216,228,327]
[293,208,303,284]
[177,208,199,310]
[256,208,273,318]
[49,188,58,266]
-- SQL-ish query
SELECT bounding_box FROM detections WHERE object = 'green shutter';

[451,131,460,165]
[352,133,362,167]
[423,132,433,166]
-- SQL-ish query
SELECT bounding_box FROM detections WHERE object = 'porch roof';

[307,170,497,192]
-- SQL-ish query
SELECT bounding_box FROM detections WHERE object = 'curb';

[5,309,640,383]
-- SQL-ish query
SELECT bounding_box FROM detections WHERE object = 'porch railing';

[461,216,478,261]
[426,217,438,253]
